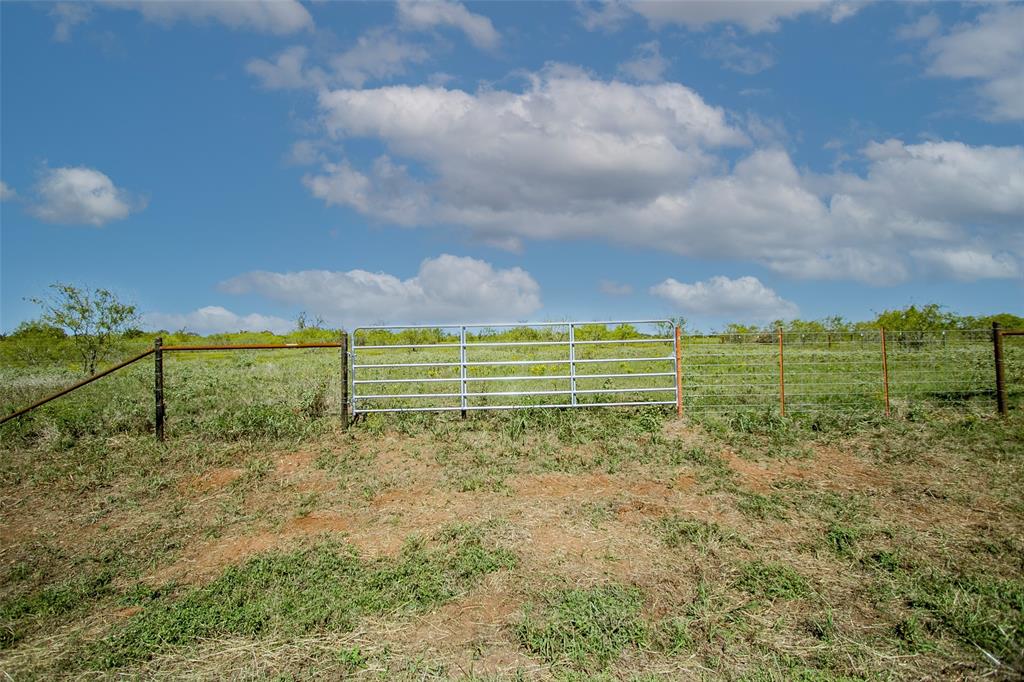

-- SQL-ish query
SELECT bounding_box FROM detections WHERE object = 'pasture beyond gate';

[350,321,1021,418]
[351,320,681,416]
[1,321,1021,439]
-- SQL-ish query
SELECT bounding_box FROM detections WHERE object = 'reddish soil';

[183,467,243,492]
[722,445,888,493]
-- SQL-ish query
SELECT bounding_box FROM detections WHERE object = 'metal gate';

[351,320,681,415]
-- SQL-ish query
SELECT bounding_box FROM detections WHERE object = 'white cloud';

[617,41,669,82]
[830,140,1024,233]
[219,255,542,326]
[702,33,776,74]
[29,166,142,226]
[330,29,431,88]
[246,46,323,90]
[896,13,940,41]
[918,4,1024,121]
[912,248,1020,282]
[144,306,293,335]
[600,280,634,296]
[651,275,799,320]
[397,0,500,50]
[578,1,633,32]
[285,140,323,166]
[628,1,857,33]
[109,0,313,35]
[247,31,430,91]
[50,2,92,42]
[314,66,747,225]
[0,181,15,201]
[302,68,1024,284]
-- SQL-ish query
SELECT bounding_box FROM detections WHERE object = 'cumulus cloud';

[702,33,776,74]
[312,66,746,223]
[109,0,313,35]
[246,46,323,90]
[651,275,799,320]
[896,13,940,41]
[624,1,858,33]
[29,166,142,226]
[0,181,15,201]
[50,2,92,41]
[916,4,1024,121]
[397,0,500,50]
[144,306,293,335]
[330,29,432,88]
[578,1,633,32]
[911,248,1020,282]
[299,67,1024,284]
[617,41,669,82]
[247,31,431,91]
[51,0,313,38]
[219,255,542,326]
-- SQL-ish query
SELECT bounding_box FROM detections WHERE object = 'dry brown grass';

[2,407,1022,679]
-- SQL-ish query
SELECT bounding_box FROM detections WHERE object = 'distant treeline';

[725,305,1024,335]
[1,304,1021,370]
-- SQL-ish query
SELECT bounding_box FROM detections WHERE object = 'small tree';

[29,283,138,375]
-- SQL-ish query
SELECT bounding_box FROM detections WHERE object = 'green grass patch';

[865,542,1023,670]
[654,515,741,554]
[736,491,789,520]
[87,525,516,669]
[1,570,114,648]
[735,561,810,601]
[514,584,648,668]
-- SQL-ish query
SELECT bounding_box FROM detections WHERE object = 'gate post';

[993,322,1007,416]
[674,325,683,418]
[340,331,349,430]
[154,337,165,441]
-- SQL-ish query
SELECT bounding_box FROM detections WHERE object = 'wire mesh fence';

[1,325,1020,444]
[353,325,1016,416]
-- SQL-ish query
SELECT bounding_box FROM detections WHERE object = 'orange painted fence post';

[675,326,683,418]
[880,328,890,417]
[777,327,786,417]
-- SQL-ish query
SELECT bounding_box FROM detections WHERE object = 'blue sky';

[1,0,1022,334]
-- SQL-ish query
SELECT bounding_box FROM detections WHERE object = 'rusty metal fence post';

[880,328,890,417]
[340,332,349,430]
[674,326,683,418]
[777,327,786,417]
[154,337,165,441]
[993,322,1007,416]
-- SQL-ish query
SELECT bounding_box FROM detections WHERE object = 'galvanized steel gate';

[350,320,681,415]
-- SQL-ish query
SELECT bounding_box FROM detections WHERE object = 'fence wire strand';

[352,326,1009,415]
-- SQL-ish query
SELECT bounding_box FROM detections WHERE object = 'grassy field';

[1,333,1023,679]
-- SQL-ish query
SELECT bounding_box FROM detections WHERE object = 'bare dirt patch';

[273,450,317,477]
[183,467,243,493]
[152,455,720,588]
[723,444,887,493]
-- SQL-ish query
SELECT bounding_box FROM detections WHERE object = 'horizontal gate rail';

[354,356,674,369]
[355,401,678,414]
[353,371,676,385]
[351,320,678,415]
